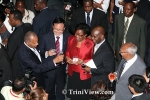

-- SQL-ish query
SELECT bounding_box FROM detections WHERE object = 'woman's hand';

[75,59,83,65]
[66,56,73,64]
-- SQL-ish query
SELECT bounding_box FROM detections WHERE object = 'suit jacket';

[18,43,58,86]
[91,40,115,86]
[131,93,150,100]
[115,55,146,100]
[33,8,60,38]
[0,44,12,85]
[66,36,94,80]
[113,14,147,60]
[7,23,33,78]
[69,8,108,34]
[38,30,71,78]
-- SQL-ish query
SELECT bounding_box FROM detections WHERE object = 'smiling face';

[75,29,87,42]
[123,3,135,18]
[53,23,65,36]
[8,14,17,27]
[83,1,93,14]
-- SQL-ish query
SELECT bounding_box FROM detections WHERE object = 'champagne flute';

[109,73,115,87]
[72,56,78,64]
[59,50,65,64]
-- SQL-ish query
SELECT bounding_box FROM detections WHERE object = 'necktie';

[118,60,127,80]
[33,48,41,62]
[87,13,90,26]
[56,36,60,54]
[94,45,98,54]
[122,18,129,44]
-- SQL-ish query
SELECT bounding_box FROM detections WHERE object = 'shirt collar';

[125,14,134,21]
[95,39,105,49]
[40,7,48,11]
[126,54,137,63]
[132,93,143,98]
[24,42,35,50]
[85,9,93,16]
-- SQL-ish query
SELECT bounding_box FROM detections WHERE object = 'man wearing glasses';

[38,17,71,100]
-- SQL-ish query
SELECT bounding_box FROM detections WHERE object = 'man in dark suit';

[0,44,12,85]
[38,17,70,100]
[33,0,60,38]
[7,10,33,79]
[128,74,150,100]
[83,26,115,86]
[109,43,146,100]
[113,2,147,66]
[18,31,64,87]
[69,0,107,34]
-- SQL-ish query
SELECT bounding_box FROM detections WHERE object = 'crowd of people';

[0,0,150,100]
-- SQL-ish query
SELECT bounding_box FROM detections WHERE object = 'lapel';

[120,14,125,38]
[90,8,96,27]
[62,33,67,53]
[127,14,136,35]
[81,8,86,23]
[48,33,56,50]
[93,41,105,57]
[24,44,41,62]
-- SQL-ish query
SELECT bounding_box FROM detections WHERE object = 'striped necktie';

[122,18,129,44]
[56,36,60,54]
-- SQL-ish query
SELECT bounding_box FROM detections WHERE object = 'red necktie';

[56,36,60,54]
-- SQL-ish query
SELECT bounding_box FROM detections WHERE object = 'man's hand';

[82,66,91,73]
[47,49,56,56]
[53,54,64,64]
[118,1,126,6]
[74,59,83,65]
[108,72,117,82]
[109,15,113,24]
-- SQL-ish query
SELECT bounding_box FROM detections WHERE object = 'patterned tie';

[94,45,98,54]
[56,36,60,54]
[118,60,127,80]
[87,13,90,26]
[122,18,129,44]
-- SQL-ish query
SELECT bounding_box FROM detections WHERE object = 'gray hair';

[126,43,137,55]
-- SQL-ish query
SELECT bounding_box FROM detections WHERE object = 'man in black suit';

[33,0,60,38]
[83,26,115,86]
[128,74,150,100]
[0,44,12,85]
[18,31,64,87]
[7,10,33,79]
[38,17,70,100]
[69,0,108,34]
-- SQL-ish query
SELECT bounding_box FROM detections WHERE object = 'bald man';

[83,26,115,86]
[18,31,64,87]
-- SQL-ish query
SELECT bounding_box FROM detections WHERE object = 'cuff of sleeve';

[45,51,48,58]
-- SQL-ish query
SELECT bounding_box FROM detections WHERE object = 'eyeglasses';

[53,28,64,32]
[119,51,128,54]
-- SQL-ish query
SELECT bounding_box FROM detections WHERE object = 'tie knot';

[56,36,60,40]
[87,13,90,16]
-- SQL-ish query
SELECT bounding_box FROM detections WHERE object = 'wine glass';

[59,50,65,64]
[109,73,115,87]
[81,62,87,74]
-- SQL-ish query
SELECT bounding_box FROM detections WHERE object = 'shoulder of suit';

[134,14,146,23]
[93,8,105,14]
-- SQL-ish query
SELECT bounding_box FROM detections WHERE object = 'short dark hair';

[24,31,37,42]
[0,11,6,22]
[6,2,15,11]
[145,67,150,78]
[52,17,65,25]
[125,1,136,9]
[12,75,26,92]
[39,0,48,4]
[128,74,146,93]
[75,23,91,36]
[10,10,23,21]
[83,0,93,3]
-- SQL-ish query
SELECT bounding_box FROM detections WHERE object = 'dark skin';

[82,26,105,73]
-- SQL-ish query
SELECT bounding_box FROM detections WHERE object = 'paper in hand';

[85,59,97,69]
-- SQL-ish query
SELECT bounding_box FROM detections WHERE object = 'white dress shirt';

[85,9,93,24]
[94,0,110,13]
[132,93,143,98]
[24,42,41,62]
[121,54,137,77]
[94,39,105,54]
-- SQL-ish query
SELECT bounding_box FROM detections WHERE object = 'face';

[123,3,135,17]
[91,29,103,44]
[15,1,25,14]
[53,23,65,36]
[83,1,93,14]
[119,45,128,59]
[8,14,17,27]
[34,0,42,11]
[143,72,150,83]
[26,36,38,48]
[75,30,87,42]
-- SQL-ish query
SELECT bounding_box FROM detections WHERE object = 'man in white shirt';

[108,43,146,100]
